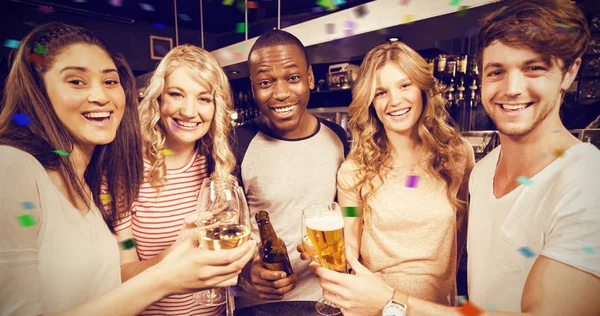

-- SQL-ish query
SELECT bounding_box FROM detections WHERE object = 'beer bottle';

[256,211,294,276]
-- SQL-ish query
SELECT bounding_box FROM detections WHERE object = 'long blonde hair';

[139,44,235,187]
[347,42,466,216]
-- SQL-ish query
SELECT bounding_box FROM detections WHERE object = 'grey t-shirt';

[234,117,348,308]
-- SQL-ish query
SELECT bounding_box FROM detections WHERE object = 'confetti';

[343,29,355,37]
[344,20,356,29]
[247,1,258,9]
[236,22,246,33]
[334,0,346,4]
[4,39,21,49]
[28,53,45,67]
[342,206,360,217]
[399,0,411,4]
[403,14,414,24]
[139,3,155,11]
[553,149,565,158]
[74,0,87,3]
[20,201,36,210]
[100,193,112,204]
[518,246,536,258]
[222,0,234,6]
[457,295,468,306]
[551,129,561,133]
[353,5,368,18]
[485,303,498,312]
[516,176,533,186]
[17,214,37,227]
[153,23,166,30]
[52,149,70,156]
[405,175,420,188]
[555,23,570,33]
[119,238,137,250]
[109,0,123,7]
[583,247,595,255]
[456,6,469,17]
[39,5,54,14]
[312,6,325,13]
[11,113,32,126]
[449,0,461,6]
[458,301,482,316]
[159,149,175,156]
[178,14,192,21]
[325,23,335,34]
[34,44,47,55]
[317,0,337,11]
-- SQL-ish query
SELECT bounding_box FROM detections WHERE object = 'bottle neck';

[258,219,277,241]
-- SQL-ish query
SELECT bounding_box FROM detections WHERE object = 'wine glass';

[193,176,251,308]
[301,202,347,316]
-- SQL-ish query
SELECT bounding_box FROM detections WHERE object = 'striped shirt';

[115,152,223,315]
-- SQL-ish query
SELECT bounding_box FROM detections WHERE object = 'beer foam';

[305,214,344,231]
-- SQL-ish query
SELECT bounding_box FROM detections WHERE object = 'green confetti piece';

[34,44,47,54]
[119,238,137,250]
[342,206,361,217]
[584,247,595,254]
[16,214,37,227]
[52,149,70,156]
[456,5,469,17]
[449,0,461,6]
[222,0,234,5]
[236,22,246,33]
[555,23,570,29]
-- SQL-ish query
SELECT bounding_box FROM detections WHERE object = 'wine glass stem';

[225,287,234,316]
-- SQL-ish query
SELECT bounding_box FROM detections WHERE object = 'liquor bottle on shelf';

[428,58,435,77]
[456,78,467,130]
[457,54,468,83]
[468,78,478,131]
[436,54,447,89]
[446,55,457,84]
[256,211,294,276]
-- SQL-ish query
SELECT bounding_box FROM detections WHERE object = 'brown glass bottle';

[256,211,294,276]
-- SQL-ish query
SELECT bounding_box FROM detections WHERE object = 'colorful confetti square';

[178,14,192,21]
[247,1,258,9]
[139,3,155,11]
[153,23,166,30]
[456,6,469,17]
[11,113,32,126]
[34,44,47,55]
[317,0,337,11]
[458,301,482,316]
[312,6,325,13]
[334,0,346,5]
[399,0,411,5]
[52,149,70,156]
[159,149,175,156]
[20,201,36,210]
[449,0,461,6]
[28,53,45,67]
[353,5,368,18]
[344,20,356,29]
[119,238,137,250]
[457,295,468,306]
[17,214,37,227]
[222,0,234,5]
[236,22,246,33]
[325,23,335,34]
[516,176,533,186]
[405,175,420,188]
[403,14,414,24]
[342,206,360,217]
[4,39,21,49]
[518,246,536,258]
[553,149,565,158]
[583,247,595,255]
[100,193,112,204]
[109,0,123,7]
[39,5,54,14]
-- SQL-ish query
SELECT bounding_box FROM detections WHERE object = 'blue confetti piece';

[11,113,32,126]
[405,175,420,188]
[20,201,36,210]
[334,0,346,5]
[551,129,561,133]
[486,303,498,312]
[583,247,595,255]
[153,23,166,30]
[518,246,536,258]
[178,13,192,21]
[139,3,155,11]
[516,176,533,186]
[4,39,21,49]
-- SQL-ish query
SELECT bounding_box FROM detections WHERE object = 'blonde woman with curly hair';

[113,44,237,316]
[336,42,475,306]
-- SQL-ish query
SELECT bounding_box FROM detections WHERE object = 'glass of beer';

[193,177,251,307]
[301,202,347,316]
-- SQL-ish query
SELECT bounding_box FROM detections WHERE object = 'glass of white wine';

[193,176,251,309]
[301,202,347,316]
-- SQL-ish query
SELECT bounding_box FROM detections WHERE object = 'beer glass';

[193,177,251,310]
[301,202,347,316]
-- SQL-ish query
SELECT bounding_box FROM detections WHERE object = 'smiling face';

[160,66,215,149]
[249,44,315,138]
[43,43,125,149]
[481,41,579,137]
[372,63,423,138]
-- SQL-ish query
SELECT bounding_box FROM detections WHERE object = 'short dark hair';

[477,0,590,72]
[248,30,309,68]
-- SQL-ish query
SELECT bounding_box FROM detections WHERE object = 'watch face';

[382,304,406,316]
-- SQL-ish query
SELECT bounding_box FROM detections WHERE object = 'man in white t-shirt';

[306,1,600,315]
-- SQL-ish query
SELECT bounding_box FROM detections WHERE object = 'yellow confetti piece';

[160,149,175,156]
[100,193,112,204]
[553,149,565,158]
[403,14,414,24]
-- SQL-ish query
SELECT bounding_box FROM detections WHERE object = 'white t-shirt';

[467,143,600,312]
[0,146,121,315]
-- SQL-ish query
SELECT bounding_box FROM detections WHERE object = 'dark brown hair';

[478,0,590,72]
[0,22,143,232]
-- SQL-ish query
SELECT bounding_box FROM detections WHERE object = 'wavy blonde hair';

[347,42,466,216]
[139,44,235,187]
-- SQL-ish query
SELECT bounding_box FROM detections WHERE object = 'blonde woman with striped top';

[112,44,237,315]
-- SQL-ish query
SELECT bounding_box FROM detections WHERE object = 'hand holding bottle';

[249,255,298,300]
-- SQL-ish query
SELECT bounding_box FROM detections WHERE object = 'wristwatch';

[382,290,408,316]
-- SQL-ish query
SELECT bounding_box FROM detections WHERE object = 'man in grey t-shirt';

[234,30,348,308]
